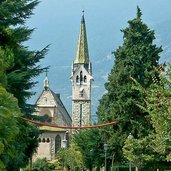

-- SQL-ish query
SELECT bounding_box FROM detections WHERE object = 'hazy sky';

[26,0,171,117]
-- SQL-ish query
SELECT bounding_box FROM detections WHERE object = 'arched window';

[76,75,79,83]
[84,76,87,83]
[80,71,83,83]
[42,138,45,143]
[47,138,50,143]
[55,135,61,153]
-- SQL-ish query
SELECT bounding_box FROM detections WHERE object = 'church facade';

[33,76,71,161]
[33,12,93,161]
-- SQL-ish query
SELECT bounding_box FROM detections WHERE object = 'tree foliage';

[144,68,171,162]
[56,143,84,170]
[0,0,48,169]
[6,45,48,113]
[123,135,156,170]
[135,64,171,161]
[96,6,162,162]
[73,129,105,170]
[0,0,48,113]
[123,64,171,170]
[0,87,21,170]
[24,158,54,171]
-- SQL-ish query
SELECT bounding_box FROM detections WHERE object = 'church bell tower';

[71,12,93,127]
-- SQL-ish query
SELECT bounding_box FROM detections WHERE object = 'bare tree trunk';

[29,157,32,171]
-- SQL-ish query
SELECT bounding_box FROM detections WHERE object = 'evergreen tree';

[0,0,48,113]
[7,45,48,113]
[0,0,48,169]
[0,87,21,170]
[123,64,171,170]
[97,6,162,162]
[0,47,12,87]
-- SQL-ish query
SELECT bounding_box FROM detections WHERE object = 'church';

[33,12,93,161]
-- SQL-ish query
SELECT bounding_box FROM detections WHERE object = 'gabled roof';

[39,126,66,132]
[50,89,72,121]
[35,88,72,124]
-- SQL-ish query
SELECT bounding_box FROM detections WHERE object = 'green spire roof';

[74,12,89,64]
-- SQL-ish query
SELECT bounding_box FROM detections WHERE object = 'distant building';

[33,12,93,161]
[33,76,71,161]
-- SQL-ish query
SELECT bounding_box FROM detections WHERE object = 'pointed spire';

[44,68,49,90]
[74,11,90,64]
[81,10,85,23]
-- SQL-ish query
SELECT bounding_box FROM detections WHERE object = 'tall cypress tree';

[97,6,162,162]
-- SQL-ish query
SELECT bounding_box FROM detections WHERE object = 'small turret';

[44,69,49,90]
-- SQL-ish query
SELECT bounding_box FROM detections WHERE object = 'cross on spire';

[45,68,48,77]
[44,68,49,90]
[81,10,85,23]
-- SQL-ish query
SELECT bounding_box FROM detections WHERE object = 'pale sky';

[26,0,171,119]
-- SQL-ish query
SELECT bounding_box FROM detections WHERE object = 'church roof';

[50,89,72,121]
[35,88,72,125]
[39,126,66,132]
[35,75,72,126]
[74,12,90,64]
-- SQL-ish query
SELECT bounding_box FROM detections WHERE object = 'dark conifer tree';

[97,6,162,161]
[0,0,48,169]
